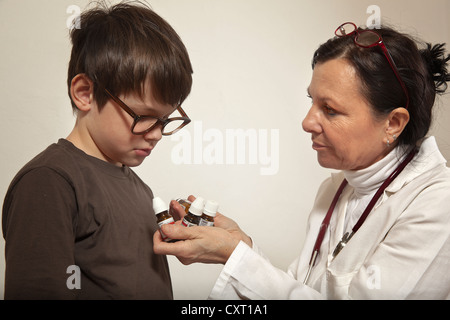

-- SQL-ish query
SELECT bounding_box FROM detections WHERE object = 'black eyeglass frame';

[335,22,410,110]
[103,88,191,136]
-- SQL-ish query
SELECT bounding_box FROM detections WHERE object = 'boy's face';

[83,85,177,167]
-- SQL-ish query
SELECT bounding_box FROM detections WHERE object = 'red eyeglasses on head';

[335,22,410,110]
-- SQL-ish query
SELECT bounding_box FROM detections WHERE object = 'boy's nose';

[144,124,163,142]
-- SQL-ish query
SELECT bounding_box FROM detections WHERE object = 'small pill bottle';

[199,200,219,227]
[176,198,192,214]
[153,197,175,242]
[181,197,205,227]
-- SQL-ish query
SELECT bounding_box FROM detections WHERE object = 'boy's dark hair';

[67,1,193,111]
[312,25,450,148]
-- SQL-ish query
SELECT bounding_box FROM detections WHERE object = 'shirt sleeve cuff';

[208,240,254,300]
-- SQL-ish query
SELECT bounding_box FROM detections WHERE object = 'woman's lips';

[312,141,327,150]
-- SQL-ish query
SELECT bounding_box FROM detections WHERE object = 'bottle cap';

[203,200,219,217]
[153,197,168,214]
[189,197,205,216]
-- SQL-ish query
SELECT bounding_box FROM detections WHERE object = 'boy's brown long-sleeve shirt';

[2,139,173,299]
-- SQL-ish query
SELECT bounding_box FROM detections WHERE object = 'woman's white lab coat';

[208,137,450,300]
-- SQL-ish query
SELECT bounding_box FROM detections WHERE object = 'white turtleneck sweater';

[342,147,408,235]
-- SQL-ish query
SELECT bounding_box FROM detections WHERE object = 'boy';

[2,2,193,299]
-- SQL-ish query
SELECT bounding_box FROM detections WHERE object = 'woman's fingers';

[153,224,239,265]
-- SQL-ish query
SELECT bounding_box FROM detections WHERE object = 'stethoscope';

[303,148,417,285]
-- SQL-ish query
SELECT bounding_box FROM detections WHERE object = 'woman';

[153,23,450,299]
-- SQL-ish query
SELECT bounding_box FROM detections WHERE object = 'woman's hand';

[153,196,252,265]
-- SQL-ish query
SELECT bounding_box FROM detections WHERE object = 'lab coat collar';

[385,136,447,193]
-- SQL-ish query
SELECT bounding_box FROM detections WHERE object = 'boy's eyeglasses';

[335,22,410,109]
[104,88,191,136]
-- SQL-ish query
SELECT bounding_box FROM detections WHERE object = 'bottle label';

[176,199,191,214]
[181,218,197,227]
[198,218,214,227]
[158,217,175,242]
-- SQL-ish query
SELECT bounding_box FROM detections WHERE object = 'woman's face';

[302,58,390,171]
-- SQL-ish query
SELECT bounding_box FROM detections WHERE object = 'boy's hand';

[168,195,196,221]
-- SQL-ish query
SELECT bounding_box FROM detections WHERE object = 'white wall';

[1,0,449,300]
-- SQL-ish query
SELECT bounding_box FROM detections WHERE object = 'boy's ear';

[70,74,94,112]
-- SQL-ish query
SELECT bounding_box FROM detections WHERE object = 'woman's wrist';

[240,233,253,248]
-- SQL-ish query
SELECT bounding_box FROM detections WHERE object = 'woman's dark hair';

[67,1,193,111]
[312,25,450,147]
